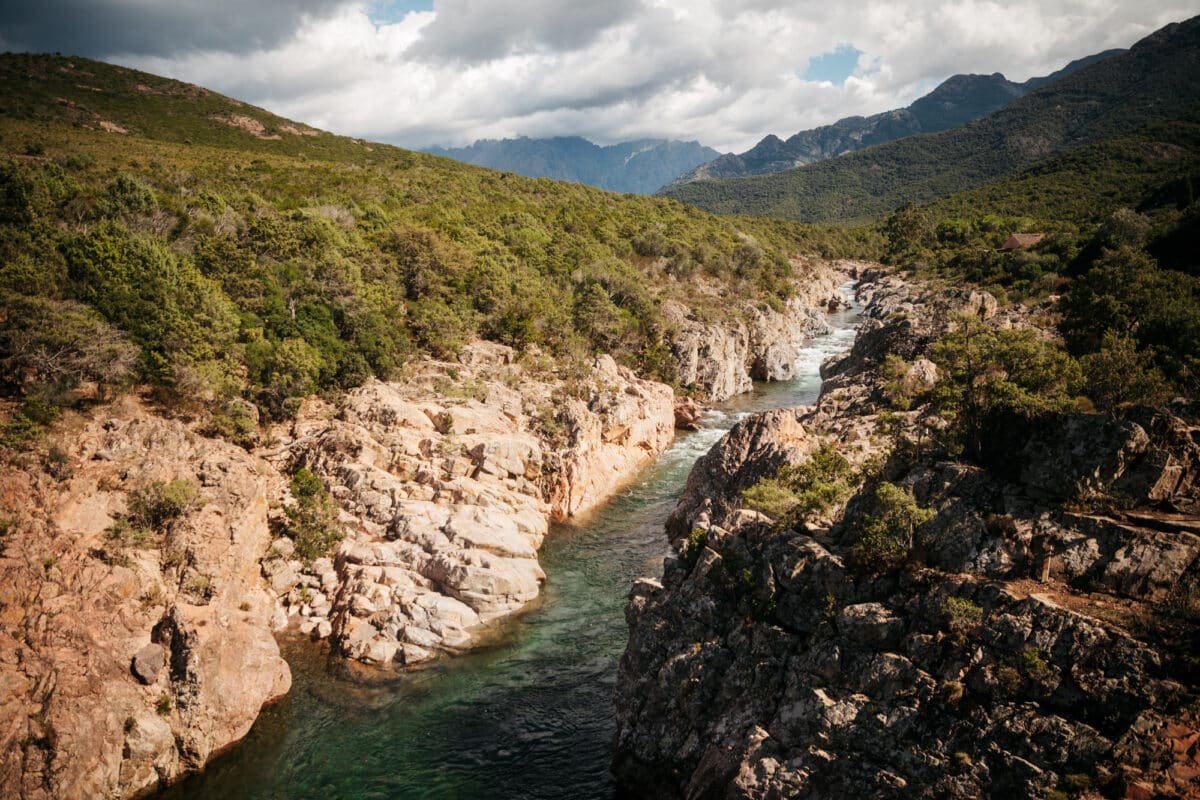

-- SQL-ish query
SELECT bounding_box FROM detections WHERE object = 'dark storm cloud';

[408,0,644,63]
[0,0,350,57]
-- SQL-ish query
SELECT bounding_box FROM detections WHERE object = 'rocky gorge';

[613,274,1200,799]
[0,262,851,799]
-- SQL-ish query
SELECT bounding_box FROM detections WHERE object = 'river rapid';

[161,291,861,800]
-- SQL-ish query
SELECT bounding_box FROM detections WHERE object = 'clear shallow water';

[161,296,861,800]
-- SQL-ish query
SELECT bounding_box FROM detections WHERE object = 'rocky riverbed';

[613,273,1200,799]
[0,262,853,799]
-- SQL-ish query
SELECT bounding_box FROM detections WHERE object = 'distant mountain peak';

[660,17,1200,222]
[670,48,1126,187]
[425,136,720,194]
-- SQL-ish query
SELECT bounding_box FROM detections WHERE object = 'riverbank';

[612,273,1200,799]
[0,263,857,798]
[154,291,864,799]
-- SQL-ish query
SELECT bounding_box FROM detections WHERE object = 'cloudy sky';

[0,0,1193,152]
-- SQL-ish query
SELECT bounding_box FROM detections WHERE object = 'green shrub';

[285,469,343,563]
[2,409,46,450]
[942,596,984,634]
[1,397,60,450]
[1062,245,1200,396]
[104,174,156,218]
[1080,330,1172,412]
[741,445,856,526]
[289,468,324,503]
[0,295,137,394]
[848,482,935,571]
[994,664,1023,693]
[681,527,708,567]
[880,354,917,410]
[930,315,1081,457]
[62,221,238,383]
[128,479,198,533]
[741,478,799,519]
[1019,646,1051,678]
[206,401,257,447]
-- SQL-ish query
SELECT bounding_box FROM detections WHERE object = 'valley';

[0,9,1198,800]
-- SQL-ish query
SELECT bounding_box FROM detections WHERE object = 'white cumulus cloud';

[7,0,1194,152]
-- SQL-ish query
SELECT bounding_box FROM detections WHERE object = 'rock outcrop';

[0,399,290,799]
[0,343,677,798]
[614,275,1200,799]
[260,342,676,667]
[666,261,853,402]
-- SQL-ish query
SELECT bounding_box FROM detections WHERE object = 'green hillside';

[924,113,1200,224]
[0,53,878,435]
[871,112,1200,403]
[661,16,1200,222]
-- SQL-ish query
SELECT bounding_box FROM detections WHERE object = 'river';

[161,292,861,800]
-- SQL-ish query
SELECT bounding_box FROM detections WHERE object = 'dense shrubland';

[0,53,879,436]
[871,98,1200,426]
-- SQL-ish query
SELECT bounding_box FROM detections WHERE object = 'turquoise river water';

[161,295,861,800]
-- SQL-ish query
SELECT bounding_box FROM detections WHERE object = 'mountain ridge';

[671,49,1125,186]
[660,17,1200,222]
[425,135,720,194]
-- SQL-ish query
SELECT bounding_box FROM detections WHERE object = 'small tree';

[848,482,935,570]
[285,468,343,563]
[930,314,1080,457]
[1081,330,1171,412]
[742,445,857,527]
[883,202,936,266]
[0,295,137,396]
[942,596,984,637]
[129,479,199,533]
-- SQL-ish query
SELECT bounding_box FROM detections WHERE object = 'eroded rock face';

[616,527,1189,799]
[614,275,1200,799]
[266,343,676,667]
[666,261,852,401]
[0,400,290,800]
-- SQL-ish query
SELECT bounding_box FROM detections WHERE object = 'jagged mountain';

[671,50,1124,186]
[661,17,1200,222]
[425,136,720,194]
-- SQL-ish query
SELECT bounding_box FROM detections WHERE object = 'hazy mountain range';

[425,137,720,194]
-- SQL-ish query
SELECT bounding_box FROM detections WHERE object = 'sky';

[0,0,1193,153]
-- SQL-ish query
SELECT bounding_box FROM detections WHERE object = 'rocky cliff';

[667,260,852,402]
[0,340,680,798]
[0,399,290,799]
[614,276,1200,799]
[266,342,676,668]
